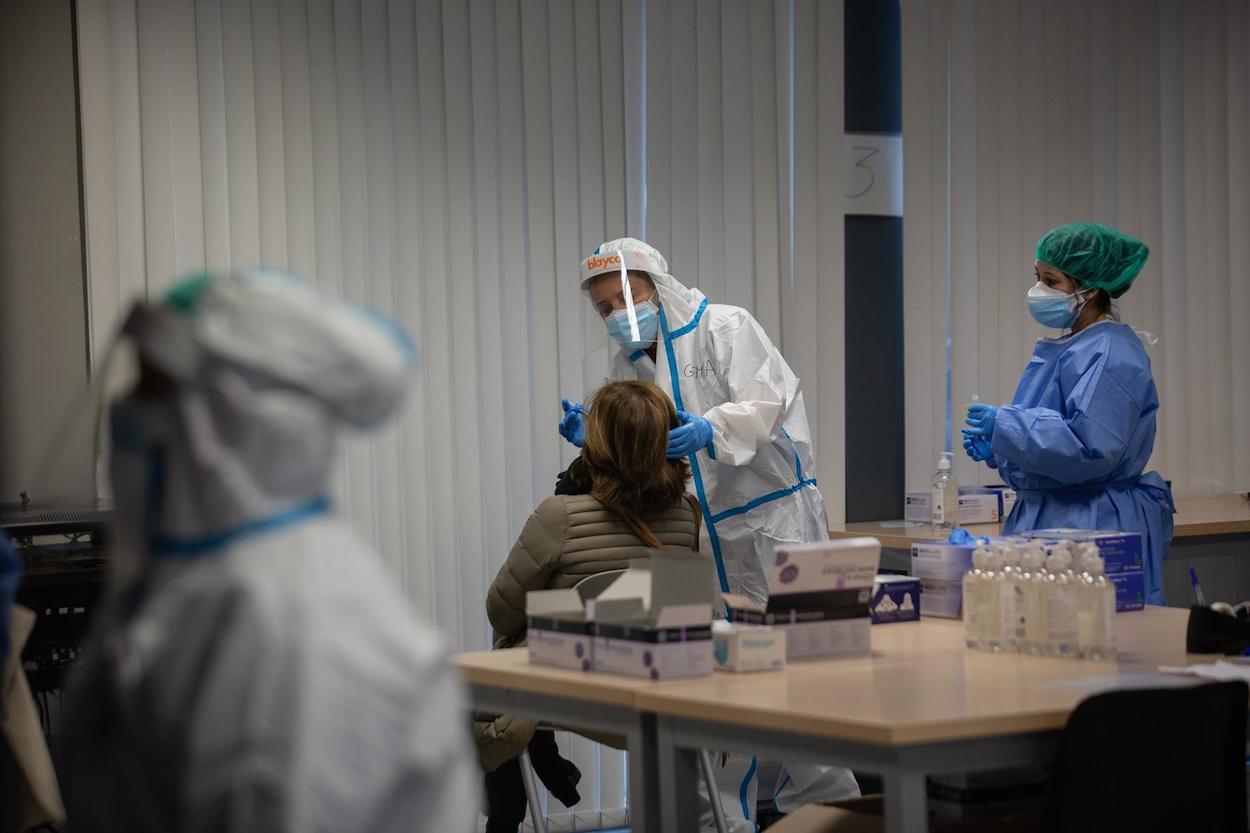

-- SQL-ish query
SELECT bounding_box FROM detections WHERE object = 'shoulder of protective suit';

[703,303,756,335]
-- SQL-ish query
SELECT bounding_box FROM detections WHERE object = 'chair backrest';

[1042,681,1248,833]
[573,569,627,602]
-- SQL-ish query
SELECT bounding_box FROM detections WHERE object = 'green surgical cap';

[162,270,218,315]
[1034,222,1149,298]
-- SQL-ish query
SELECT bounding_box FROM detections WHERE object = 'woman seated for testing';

[476,380,702,827]
[961,222,1175,605]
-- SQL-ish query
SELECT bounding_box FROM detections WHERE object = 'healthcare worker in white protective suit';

[62,268,478,833]
[560,238,859,831]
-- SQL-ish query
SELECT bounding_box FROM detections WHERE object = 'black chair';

[1042,681,1248,833]
[768,681,1249,833]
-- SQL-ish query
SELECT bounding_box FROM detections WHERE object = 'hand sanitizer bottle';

[1017,544,1048,655]
[930,452,959,528]
[1076,544,1117,660]
[997,544,1023,653]
[963,543,990,649]
[981,548,1005,652]
[1043,544,1078,657]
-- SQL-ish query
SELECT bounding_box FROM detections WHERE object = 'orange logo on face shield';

[584,254,623,272]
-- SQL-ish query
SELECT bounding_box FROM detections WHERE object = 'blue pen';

[1188,564,1207,607]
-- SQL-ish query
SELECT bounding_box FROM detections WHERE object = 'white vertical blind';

[76,1,846,827]
[902,0,1250,498]
[643,0,846,522]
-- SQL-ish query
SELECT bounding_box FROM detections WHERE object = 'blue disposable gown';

[986,321,1175,604]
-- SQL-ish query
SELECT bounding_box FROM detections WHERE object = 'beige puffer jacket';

[476,493,701,771]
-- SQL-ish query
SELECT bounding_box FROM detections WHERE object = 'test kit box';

[911,540,977,582]
[712,622,787,672]
[526,589,593,671]
[871,575,921,623]
[956,492,1000,524]
[918,577,964,619]
[961,485,1017,520]
[590,550,716,680]
[912,538,1010,618]
[905,493,932,524]
[726,537,880,659]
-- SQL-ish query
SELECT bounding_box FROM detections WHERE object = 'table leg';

[883,770,928,833]
[657,717,701,832]
[626,712,659,833]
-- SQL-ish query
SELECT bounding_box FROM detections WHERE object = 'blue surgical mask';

[605,298,660,349]
[1027,281,1087,329]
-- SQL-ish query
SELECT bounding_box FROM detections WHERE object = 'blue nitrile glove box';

[1109,571,1146,611]
[1020,529,1143,575]
[871,575,921,623]
[1020,529,1144,611]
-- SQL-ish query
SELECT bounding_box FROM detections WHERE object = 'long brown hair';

[582,381,694,548]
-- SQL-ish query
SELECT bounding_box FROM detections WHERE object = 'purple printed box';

[526,588,593,671]
[726,537,880,659]
[871,575,921,623]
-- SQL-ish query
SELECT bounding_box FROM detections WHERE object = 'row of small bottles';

[962,539,1116,659]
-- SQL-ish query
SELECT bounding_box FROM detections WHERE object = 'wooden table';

[635,607,1201,833]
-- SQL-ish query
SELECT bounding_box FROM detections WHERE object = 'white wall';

[903,0,1250,498]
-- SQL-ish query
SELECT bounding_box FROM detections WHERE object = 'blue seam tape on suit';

[153,497,331,557]
[740,756,758,821]
[710,480,818,525]
[660,305,730,594]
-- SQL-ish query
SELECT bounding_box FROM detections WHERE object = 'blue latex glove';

[948,527,990,546]
[961,430,994,462]
[559,399,586,447]
[666,411,714,458]
[963,403,999,440]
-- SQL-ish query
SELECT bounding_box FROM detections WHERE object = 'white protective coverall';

[62,268,478,833]
[583,239,859,831]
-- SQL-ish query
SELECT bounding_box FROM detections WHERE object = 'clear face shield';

[580,254,661,367]
[10,302,195,589]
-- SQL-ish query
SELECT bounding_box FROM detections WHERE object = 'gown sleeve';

[991,334,1149,485]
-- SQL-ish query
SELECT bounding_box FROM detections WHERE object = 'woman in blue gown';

[962,222,1175,604]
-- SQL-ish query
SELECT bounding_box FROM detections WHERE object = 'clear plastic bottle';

[981,548,1006,652]
[997,544,1023,653]
[963,543,990,649]
[1017,544,1048,655]
[1043,545,1078,657]
[930,452,959,528]
[1076,544,1117,660]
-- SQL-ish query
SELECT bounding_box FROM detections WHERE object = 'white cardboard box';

[712,622,786,672]
[726,537,880,660]
[589,549,716,680]
[907,487,1018,525]
[956,492,1000,524]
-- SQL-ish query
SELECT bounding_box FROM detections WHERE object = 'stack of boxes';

[1019,529,1145,611]
[724,537,880,660]
[525,548,717,680]
[911,529,1146,618]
